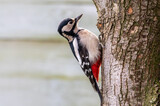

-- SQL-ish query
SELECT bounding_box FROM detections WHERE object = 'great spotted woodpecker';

[57,14,102,100]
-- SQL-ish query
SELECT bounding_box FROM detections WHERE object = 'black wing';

[69,37,102,101]
[78,43,102,101]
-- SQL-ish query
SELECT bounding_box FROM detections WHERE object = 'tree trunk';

[93,0,160,105]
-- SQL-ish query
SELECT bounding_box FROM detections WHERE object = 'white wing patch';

[73,38,82,65]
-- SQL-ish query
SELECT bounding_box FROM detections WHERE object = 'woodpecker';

[57,14,102,100]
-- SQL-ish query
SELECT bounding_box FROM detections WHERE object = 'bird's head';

[57,14,83,42]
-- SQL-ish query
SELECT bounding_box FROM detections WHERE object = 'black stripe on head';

[57,18,72,35]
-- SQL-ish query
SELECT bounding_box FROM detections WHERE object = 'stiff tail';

[89,76,102,102]
[95,79,102,102]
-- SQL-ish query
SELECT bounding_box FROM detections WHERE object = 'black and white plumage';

[57,14,102,101]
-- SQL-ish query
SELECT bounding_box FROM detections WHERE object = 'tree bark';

[93,0,160,105]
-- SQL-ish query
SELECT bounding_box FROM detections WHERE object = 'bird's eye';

[69,21,73,24]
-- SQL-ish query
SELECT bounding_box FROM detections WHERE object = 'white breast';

[78,29,101,64]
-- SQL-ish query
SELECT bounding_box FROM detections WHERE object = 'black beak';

[75,14,83,22]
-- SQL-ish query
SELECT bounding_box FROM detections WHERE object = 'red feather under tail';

[91,58,101,81]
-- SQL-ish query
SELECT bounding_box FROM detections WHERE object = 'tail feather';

[89,75,102,102]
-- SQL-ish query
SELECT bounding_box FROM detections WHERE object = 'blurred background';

[0,0,100,106]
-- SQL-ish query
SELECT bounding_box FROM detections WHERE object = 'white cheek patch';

[73,38,82,65]
[61,20,76,32]
[62,25,72,32]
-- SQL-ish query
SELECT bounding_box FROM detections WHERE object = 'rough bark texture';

[93,0,160,105]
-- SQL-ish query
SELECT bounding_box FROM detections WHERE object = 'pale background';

[0,0,100,106]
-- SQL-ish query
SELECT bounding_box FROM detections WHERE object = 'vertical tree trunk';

[93,0,160,105]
